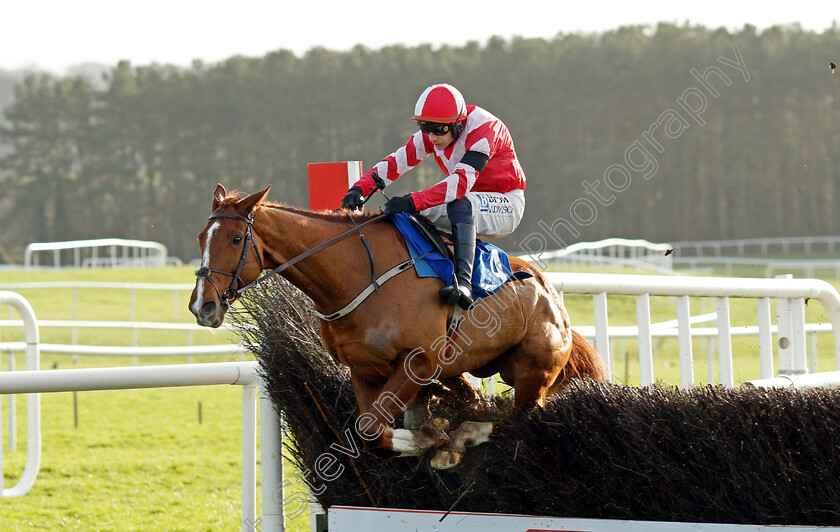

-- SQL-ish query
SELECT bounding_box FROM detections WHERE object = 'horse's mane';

[263,201,383,223]
[219,190,382,223]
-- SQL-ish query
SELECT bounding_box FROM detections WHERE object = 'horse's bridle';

[195,212,264,308]
[195,209,388,309]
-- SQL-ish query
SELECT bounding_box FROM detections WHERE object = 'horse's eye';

[233,235,243,245]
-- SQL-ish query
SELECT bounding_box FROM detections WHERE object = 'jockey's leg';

[421,190,524,238]
[438,197,476,310]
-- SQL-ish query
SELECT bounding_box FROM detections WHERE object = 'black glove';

[383,194,416,215]
[341,186,364,210]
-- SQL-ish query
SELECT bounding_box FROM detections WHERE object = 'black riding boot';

[438,223,476,310]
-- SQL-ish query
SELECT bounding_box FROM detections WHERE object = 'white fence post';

[756,297,774,378]
[0,291,41,498]
[242,382,257,532]
[592,292,611,379]
[774,276,794,375]
[636,294,654,386]
[260,382,285,532]
[6,354,15,451]
[675,295,694,388]
[715,297,734,387]
[791,297,808,374]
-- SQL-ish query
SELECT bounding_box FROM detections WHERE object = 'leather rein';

[195,210,390,311]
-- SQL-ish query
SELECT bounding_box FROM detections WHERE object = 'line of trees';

[1,23,839,262]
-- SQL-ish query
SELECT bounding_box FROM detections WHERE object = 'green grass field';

[1,265,839,530]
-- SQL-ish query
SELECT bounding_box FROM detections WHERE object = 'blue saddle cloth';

[390,213,532,301]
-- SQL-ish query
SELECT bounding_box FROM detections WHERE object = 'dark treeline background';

[1,23,839,262]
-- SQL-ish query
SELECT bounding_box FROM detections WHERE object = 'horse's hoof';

[421,417,451,447]
[427,417,450,432]
[430,447,463,470]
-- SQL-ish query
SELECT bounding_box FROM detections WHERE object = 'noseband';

[195,212,264,308]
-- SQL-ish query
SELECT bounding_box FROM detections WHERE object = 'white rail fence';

[518,237,675,273]
[551,272,840,388]
[523,235,840,278]
[672,256,840,280]
[0,292,40,499]
[672,235,840,257]
[0,319,241,360]
[23,238,172,270]
[0,281,196,321]
[0,282,240,360]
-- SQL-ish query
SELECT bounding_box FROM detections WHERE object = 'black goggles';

[417,121,452,135]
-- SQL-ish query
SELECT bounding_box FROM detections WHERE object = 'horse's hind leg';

[404,375,482,429]
[547,329,608,396]
[430,421,496,469]
[403,381,446,429]
[429,330,566,468]
[508,291,575,410]
[438,374,483,410]
[426,375,496,469]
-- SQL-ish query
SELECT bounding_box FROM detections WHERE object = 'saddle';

[391,213,533,300]
[406,214,455,262]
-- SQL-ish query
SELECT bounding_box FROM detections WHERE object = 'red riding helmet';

[411,84,467,123]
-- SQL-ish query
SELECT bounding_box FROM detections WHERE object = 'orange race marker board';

[307,161,363,211]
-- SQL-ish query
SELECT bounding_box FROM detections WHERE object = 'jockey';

[341,83,526,310]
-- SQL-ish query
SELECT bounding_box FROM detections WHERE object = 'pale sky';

[1,1,835,74]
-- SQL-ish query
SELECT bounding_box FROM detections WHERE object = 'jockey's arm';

[354,132,431,197]
[408,151,489,212]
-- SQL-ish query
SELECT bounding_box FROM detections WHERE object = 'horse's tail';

[556,329,609,383]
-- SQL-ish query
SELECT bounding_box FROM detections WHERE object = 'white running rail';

[519,237,674,273]
[672,235,840,257]
[549,273,840,388]
[0,292,40,499]
[24,238,168,270]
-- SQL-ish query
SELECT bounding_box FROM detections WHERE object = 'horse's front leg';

[403,391,432,430]
[404,374,485,430]
[349,359,449,457]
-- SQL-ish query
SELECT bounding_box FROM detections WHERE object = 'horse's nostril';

[200,300,217,316]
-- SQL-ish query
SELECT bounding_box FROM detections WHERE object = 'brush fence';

[327,272,840,532]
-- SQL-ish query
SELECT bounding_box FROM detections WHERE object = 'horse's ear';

[212,184,227,210]
[237,185,271,215]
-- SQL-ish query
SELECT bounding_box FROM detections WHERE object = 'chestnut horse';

[189,184,607,468]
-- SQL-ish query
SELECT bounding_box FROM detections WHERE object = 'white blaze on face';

[191,221,221,315]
